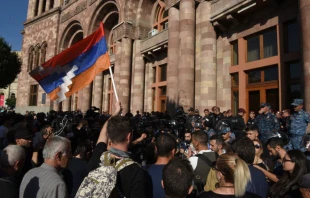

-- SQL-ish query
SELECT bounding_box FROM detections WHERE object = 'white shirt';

[189,150,213,170]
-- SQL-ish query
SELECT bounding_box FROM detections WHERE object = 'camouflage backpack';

[75,151,137,198]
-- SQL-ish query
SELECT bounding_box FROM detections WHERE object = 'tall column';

[38,0,44,15]
[119,38,133,114]
[131,40,145,112]
[198,1,217,110]
[102,74,109,112]
[145,63,154,112]
[167,7,180,114]
[92,73,103,108]
[81,84,92,113]
[300,0,310,110]
[46,0,50,11]
[144,63,150,112]
[114,42,122,113]
[62,98,70,111]
[178,0,195,110]
[53,101,59,111]
[28,0,35,19]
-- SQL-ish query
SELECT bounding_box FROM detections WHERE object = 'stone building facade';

[16,0,310,117]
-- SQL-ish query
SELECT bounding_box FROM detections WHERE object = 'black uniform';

[230,115,246,139]
[209,113,224,129]
[247,117,255,126]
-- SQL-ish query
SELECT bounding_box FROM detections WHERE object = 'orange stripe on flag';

[48,53,110,101]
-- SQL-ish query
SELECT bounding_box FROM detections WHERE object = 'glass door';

[248,90,261,113]
[266,88,279,111]
[247,87,279,113]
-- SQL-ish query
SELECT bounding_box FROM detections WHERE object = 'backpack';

[188,153,218,198]
[75,151,137,198]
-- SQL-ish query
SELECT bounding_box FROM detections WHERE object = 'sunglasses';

[282,158,293,163]
[211,161,220,171]
[211,161,226,175]
[254,144,261,149]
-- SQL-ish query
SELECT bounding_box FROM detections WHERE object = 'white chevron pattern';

[55,65,78,103]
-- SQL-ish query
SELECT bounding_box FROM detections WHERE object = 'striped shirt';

[19,163,68,198]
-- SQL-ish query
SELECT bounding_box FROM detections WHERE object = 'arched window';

[42,0,47,13]
[153,0,168,32]
[34,0,39,16]
[10,93,16,99]
[34,45,41,68]
[41,42,48,64]
[109,32,116,55]
[28,46,35,71]
[50,0,54,9]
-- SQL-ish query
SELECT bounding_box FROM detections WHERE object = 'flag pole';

[109,66,119,102]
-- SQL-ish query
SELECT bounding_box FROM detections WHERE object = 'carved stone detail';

[113,22,150,41]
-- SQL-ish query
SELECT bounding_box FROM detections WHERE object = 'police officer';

[230,108,246,139]
[247,111,256,126]
[255,102,280,144]
[194,109,202,122]
[281,109,291,134]
[210,106,224,128]
[219,127,235,145]
[287,99,310,151]
[186,107,195,128]
[202,109,215,127]
[203,119,215,139]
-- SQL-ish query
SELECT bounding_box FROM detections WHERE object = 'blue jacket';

[255,112,280,142]
[290,109,310,136]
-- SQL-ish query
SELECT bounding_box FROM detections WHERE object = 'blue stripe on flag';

[39,37,107,94]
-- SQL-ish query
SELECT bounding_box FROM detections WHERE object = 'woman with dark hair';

[270,149,307,198]
[199,153,260,198]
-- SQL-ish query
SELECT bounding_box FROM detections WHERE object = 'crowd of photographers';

[0,98,310,198]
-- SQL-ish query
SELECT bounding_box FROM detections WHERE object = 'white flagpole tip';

[109,66,119,102]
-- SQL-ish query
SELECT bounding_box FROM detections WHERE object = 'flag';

[29,23,110,103]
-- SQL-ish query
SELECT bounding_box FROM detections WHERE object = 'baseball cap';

[220,127,231,134]
[260,102,270,108]
[195,109,199,113]
[291,99,303,106]
[298,173,310,188]
[238,108,246,113]
[188,107,194,111]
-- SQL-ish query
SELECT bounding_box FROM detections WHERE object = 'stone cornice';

[164,0,204,10]
[24,7,61,27]
[112,22,150,41]
[210,0,254,20]
[164,0,180,10]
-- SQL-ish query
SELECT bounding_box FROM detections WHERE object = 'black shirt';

[87,142,150,198]
[63,158,88,198]
[198,191,261,198]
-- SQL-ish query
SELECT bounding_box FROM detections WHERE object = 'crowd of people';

[0,98,310,198]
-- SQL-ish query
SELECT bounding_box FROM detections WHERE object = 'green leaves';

[5,97,16,108]
[0,37,22,88]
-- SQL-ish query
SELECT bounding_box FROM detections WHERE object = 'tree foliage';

[5,97,16,108]
[0,37,22,88]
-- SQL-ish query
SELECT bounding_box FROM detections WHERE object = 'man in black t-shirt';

[87,102,150,198]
